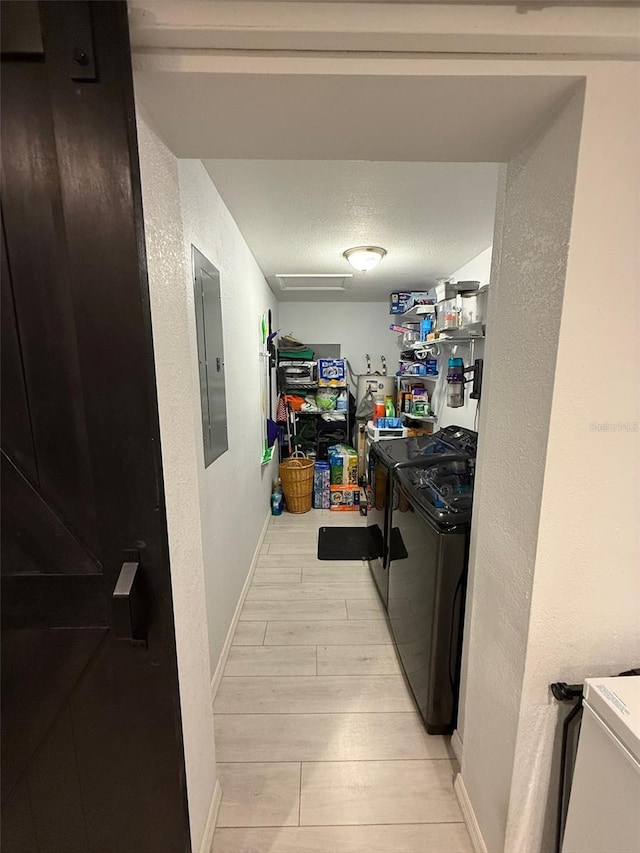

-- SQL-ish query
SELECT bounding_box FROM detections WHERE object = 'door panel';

[1,61,97,551]
[1,3,191,850]
[1,627,107,802]
[1,453,99,579]
[201,268,229,462]
[0,227,36,483]
[193,246,228,466]
[27,706,89,853]
[1,779,40,853]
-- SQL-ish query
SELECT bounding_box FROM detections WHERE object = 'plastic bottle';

[446,358,465,408]
[384,395,395,418]
[271,478,283,515]
[374,396,385,421]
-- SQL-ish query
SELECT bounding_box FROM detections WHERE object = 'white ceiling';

[133,53,578,301]
[203,159,499,301]
[133,70,579,163]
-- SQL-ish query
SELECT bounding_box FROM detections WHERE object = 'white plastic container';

[366,421,408,440]
[460,285,488,328]
[436,297,460,331]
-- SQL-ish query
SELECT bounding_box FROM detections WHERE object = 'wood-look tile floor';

[212,511,472,853]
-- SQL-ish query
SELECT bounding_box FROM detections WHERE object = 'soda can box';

[317,358,347,387]
[313,461,331,509]
[330,485,361,512]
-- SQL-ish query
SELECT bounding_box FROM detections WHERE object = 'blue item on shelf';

[376,417,403,429]
[420,317,433,340]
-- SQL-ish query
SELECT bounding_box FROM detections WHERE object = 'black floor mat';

[317,526,378,561]
[317,526,409,562]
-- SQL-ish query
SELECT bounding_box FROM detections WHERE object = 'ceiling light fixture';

[343,246,387,273]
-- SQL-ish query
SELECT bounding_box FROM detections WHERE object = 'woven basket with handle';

[279,451,314,514]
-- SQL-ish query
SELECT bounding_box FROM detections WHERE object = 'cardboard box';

[408,292,434,308]
[389,292,413,314]
[313,462,331,509]
[390,291,435,314]
[329,445,358,485]
[329,485,361,512]
[317,358,347,387]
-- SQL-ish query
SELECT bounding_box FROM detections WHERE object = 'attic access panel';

[275,273,353,292]
[192,246,228,466]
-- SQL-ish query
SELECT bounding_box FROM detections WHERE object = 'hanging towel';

[276,393,288,423]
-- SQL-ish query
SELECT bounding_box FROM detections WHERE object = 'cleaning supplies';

[384,395,395,418]
[271,478,283,515]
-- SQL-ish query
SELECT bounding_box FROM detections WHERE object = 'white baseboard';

[199,778,222,853]
[451,728,463,764]
[210,511,271,701]
[455,773,488,853]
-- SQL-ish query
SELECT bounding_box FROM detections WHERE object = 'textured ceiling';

[203,159,499,301]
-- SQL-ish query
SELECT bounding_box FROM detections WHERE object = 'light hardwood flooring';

[212,510,471,853]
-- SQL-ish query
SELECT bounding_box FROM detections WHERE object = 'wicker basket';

[279,451,314,514]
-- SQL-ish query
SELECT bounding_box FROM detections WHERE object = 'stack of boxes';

[328,445,360,511]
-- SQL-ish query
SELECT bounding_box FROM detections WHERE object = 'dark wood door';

[1,3,191,851]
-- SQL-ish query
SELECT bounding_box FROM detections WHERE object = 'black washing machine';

[388,435,477,734]
[365,426,477,609]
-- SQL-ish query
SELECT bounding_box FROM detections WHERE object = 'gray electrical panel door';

[192,246,228,466]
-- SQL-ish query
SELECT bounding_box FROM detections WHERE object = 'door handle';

[113,549,146,645]
[216,357,222,372]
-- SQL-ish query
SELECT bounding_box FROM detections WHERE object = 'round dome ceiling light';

[343,246,387,273]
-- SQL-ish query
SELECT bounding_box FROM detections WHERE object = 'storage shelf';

[294,410,347,417]
[434,335,484,345]
[397,373,439,381]
[401,413,438,423]
[282,384,318,390]
[399,304,436,322]
[405,332,484,349]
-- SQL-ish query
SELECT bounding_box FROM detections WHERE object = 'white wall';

[460,66,640,853]
[504,65,640,852]
[460,87,585,853]
[278,300,399,379]
[137,114,278,851]
[137,114,217,853]
[449,246,493,286]
[176,159,278,675]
